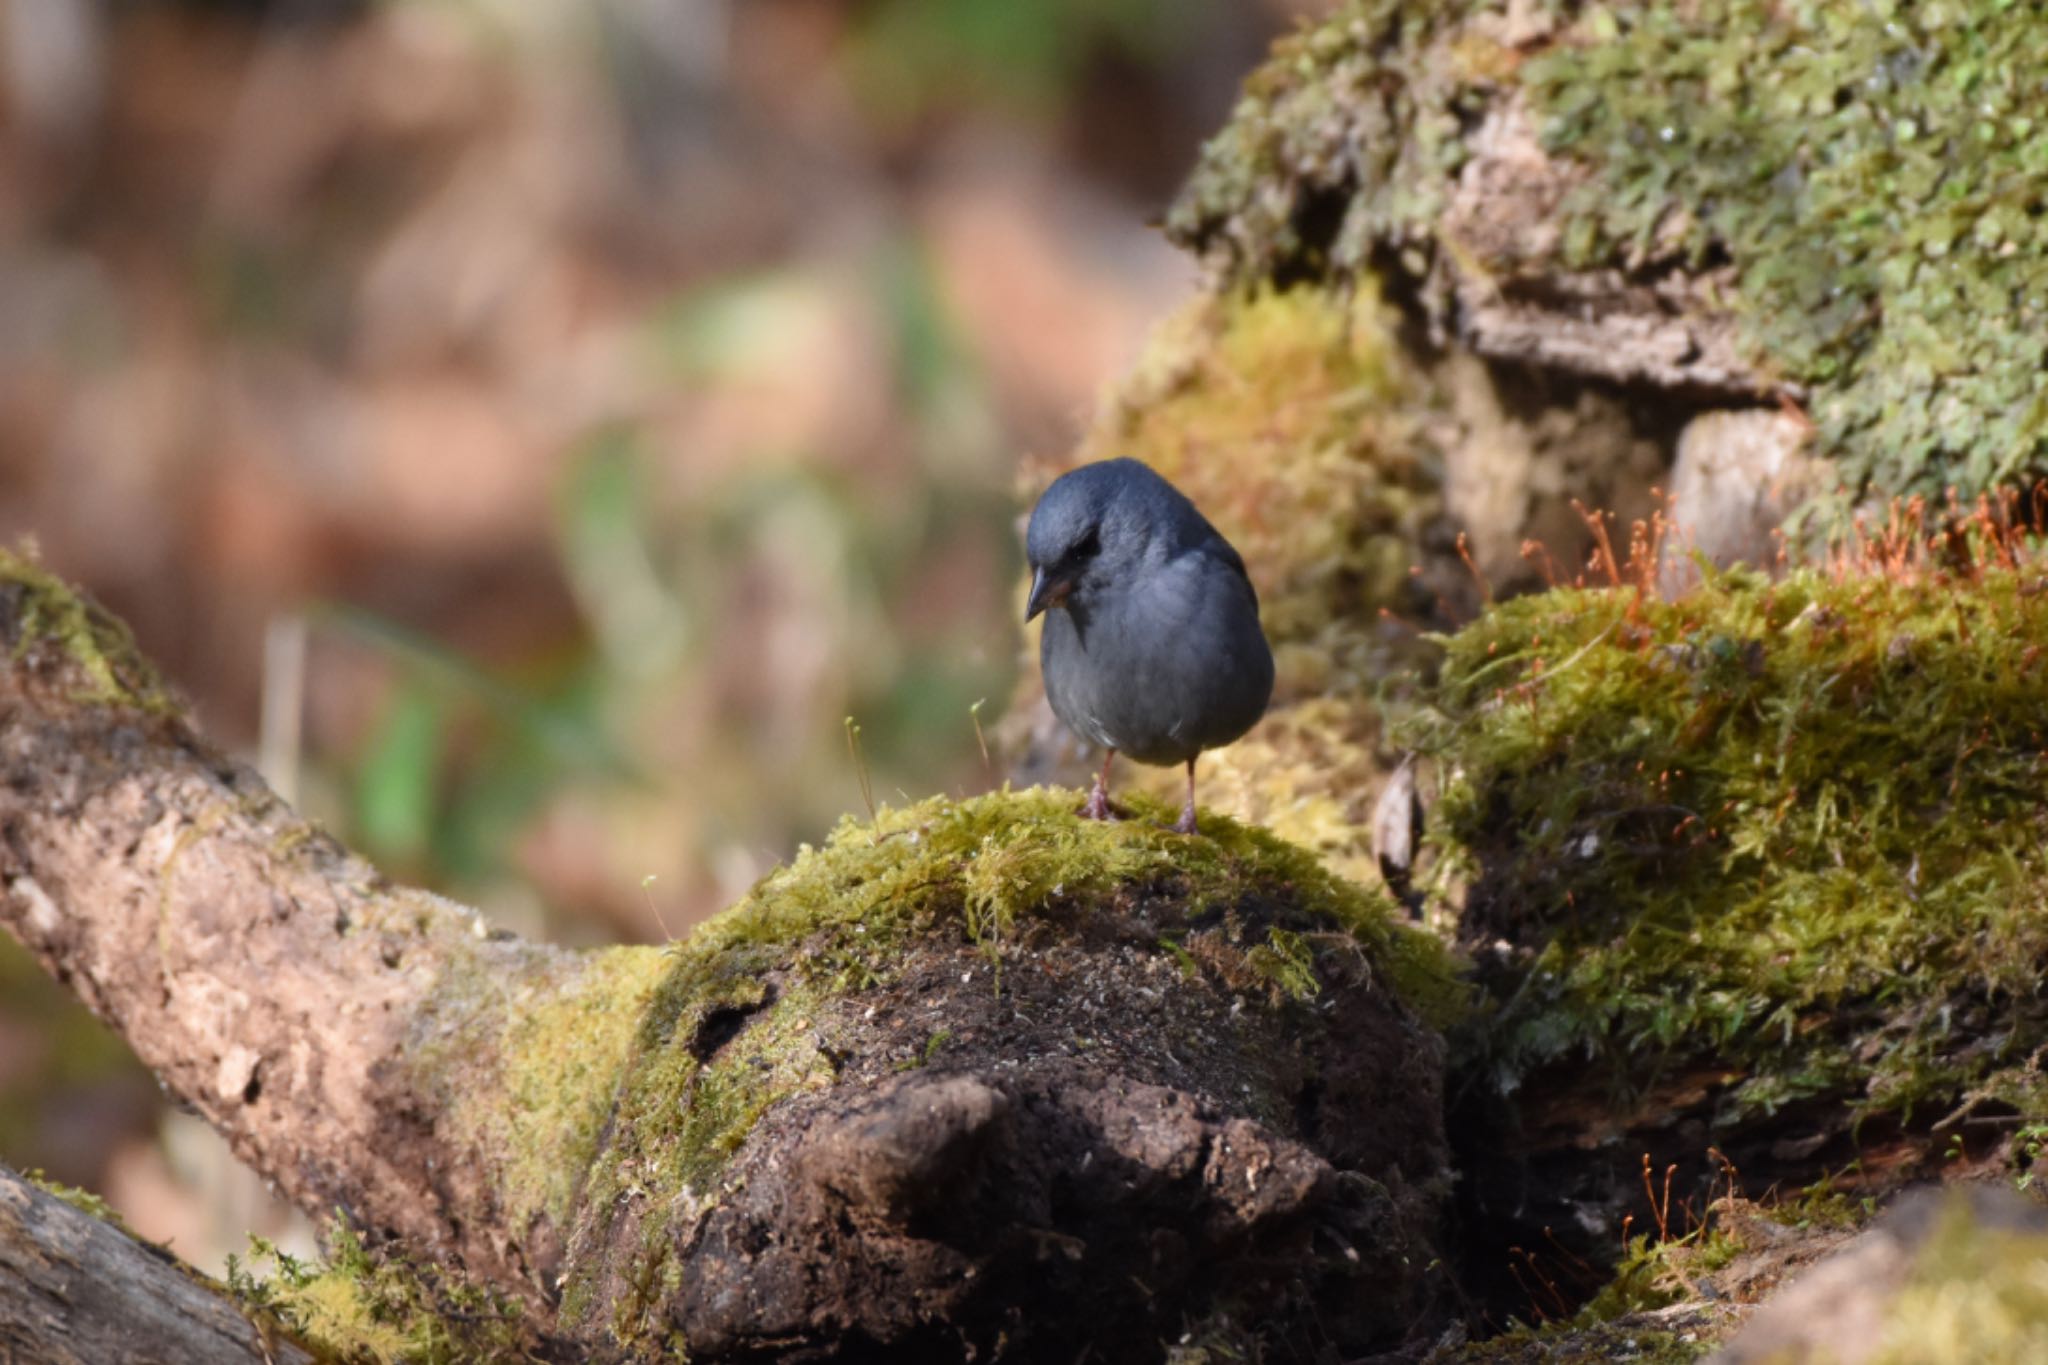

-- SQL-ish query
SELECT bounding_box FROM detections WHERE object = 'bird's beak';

[1025,566,1071,622]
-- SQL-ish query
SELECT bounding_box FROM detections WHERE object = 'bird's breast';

[1036,555,1273,765]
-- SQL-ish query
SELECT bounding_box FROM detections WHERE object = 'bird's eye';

[1069,528,1101,562]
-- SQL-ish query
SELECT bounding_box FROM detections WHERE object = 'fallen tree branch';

[0,555,1461,1359]
[0,555,596,1304]
[0,1162,313,1365]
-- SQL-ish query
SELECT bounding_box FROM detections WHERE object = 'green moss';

[1174,0,2048,503]
[1432,1203,1792,1362]
[567,785,1460,1342]
[1464,1187,2048,1362]
[1439,1310,1720,1364]
[1575,1226,1737,1325]
[24,1169,128,1230]
[0,547,177,713]
[1413,562,2048,1123]
[227,1224,534,1364]
[1525,0,2048,503]
[493,947,671,1230]
[1169,0,1489,284]
[411,942,670,1239]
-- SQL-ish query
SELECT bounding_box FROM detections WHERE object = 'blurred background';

[0,0,1314,1273]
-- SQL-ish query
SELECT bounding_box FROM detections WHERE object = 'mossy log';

[0,553,1459,1361]
[0,1162,314,1365]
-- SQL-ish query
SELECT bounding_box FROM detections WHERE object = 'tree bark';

[0,1162,314,1365]
[0,560,1457,1361]
[0,566,589,1304]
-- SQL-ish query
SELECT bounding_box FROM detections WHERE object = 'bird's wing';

[1206,536,1258,608]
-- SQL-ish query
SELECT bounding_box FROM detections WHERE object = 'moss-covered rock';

[531,786,1460,1357]
[1173,0,2048,504]
[1415,553,2048,1130]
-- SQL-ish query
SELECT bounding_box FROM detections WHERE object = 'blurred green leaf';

[560,433,690,678]
[354,682,443,864]
[436,669,610,885]
[319,604,635,781]
[879,239,955,413]
[646,273,831,378]
[849,0,1206,118]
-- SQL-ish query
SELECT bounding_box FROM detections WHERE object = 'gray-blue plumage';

[1024,458,1274,833]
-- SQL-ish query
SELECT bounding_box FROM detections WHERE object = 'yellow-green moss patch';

[0,547,178,713]
[227,1225,534,1365]
[23,1169,128,1230]
[567,785,1461,1340]
[1873,1196,2048,1364]
[411,943,669,1239]
[1415,563,2048,1123]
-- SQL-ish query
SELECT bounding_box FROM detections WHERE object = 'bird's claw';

[1173,805,1198,836]
[1081,786,1118,821]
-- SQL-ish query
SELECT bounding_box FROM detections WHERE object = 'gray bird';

[1024,458,1274,835]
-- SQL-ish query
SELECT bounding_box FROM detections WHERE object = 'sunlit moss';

[1413,562,2048,1123]
[437,945,671,1237]
[0,547,178,713]
[1193,696,1389,888]
[23,1169,128,1230]
[558,785,1461,1344]
[1173,0,2048,503]
[227,1224,533,1365]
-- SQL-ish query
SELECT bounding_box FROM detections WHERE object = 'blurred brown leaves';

[0,0,1293,1269]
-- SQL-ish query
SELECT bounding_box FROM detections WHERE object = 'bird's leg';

[1082,749,1117,821]
[1174,757,1199,836]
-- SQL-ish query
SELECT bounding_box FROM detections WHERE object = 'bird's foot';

[1173,803,1198,836]
[1080,785,1119,821]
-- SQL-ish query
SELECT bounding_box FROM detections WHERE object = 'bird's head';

[1023,459,1181,621]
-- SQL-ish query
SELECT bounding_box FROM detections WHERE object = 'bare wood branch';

[0,561,586,1304]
